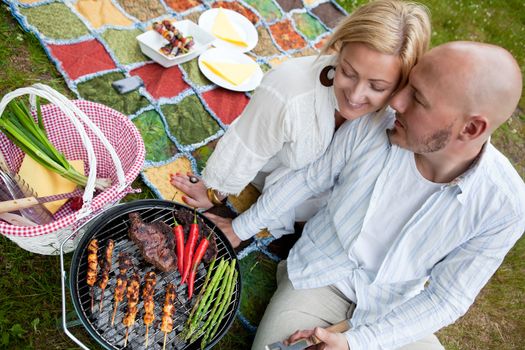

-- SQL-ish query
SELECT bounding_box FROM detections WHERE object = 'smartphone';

[112,76,144,94]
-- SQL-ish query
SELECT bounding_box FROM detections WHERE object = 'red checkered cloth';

[0,100,144,249]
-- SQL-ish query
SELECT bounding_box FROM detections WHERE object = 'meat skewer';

[86,239,98,313]
[122,272,140,347]
[98,239,114,312]
[110,252,133,326]
[142,271,157,349]
[161,283,176,350]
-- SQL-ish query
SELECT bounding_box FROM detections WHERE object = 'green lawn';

[1,1,524,349]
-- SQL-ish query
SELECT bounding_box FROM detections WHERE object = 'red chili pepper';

[187,228,214,299]
[173,215,185,276]
[180,209,199,285]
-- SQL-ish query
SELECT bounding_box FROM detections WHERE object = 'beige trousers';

[251,261,444,350]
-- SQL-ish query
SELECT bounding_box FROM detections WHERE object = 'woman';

[171,0,431,238]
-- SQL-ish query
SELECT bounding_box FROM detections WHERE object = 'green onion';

[0,97,111,190]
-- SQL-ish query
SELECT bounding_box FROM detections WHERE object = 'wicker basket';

[0,84,145,255]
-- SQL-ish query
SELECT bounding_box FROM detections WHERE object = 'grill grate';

[69,201,241,350]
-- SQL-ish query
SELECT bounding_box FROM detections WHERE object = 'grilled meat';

[110,252,132,327]
[143,271,157,325]
[128,212,177,272]
[110,274,127,327]
[160,283,176,333]
[98,239,114,312]
[161,283,176,350]
[118,252,133,275]
[203,233,217,263]
[123,272,140,347]
[123,272,140,327]
[143,271,157,348]
[86,239,98,313]
[86,239,98,286]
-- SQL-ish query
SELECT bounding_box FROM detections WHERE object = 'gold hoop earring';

[319,65,335,87]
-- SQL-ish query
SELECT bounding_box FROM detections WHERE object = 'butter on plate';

[201,59,257,86]
[211,8,248,47]
[17,156,84,214]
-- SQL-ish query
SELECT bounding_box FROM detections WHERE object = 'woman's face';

[334,42,402,121]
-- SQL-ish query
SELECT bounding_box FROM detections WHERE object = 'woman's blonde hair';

[321,0,431,91]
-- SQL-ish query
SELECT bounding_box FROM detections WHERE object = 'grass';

[0,1,524,349]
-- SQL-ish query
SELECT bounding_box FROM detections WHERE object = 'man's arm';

[345,214,525,350]
[232,119,360,241]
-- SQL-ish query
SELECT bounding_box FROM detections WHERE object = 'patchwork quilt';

[4,0,346,335]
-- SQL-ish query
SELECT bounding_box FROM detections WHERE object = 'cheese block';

[17,156,85,214]
[211,9,248,47]
[202,60,257,86]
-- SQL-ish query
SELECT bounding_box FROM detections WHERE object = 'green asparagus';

[201,268,238,348]
[185,258,228,339]
[187,258,216,322]
[190,259,236,343]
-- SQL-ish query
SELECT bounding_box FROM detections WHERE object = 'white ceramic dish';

[136,20,215,67]
[198,8,258,52]
[198,47,263,92]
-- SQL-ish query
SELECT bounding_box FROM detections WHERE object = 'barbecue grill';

[60,200,241,350]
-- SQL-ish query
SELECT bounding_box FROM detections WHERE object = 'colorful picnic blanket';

[4,0,346,336]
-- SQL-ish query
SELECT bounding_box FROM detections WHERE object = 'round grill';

[69,200,241,350]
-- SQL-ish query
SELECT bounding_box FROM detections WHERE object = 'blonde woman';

[171,0,431,239]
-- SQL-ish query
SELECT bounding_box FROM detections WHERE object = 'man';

[206,41,525,350]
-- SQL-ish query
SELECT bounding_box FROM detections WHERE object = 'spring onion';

[0,97,111,190]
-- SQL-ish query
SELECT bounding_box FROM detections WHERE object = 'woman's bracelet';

[207,188,226,206]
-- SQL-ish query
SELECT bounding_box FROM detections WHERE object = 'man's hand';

[170,172,213,210]
[203,213,242,248]
[285,327,349,350]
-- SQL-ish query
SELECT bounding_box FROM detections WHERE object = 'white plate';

[136,20,215,67]
[198,8,258,52]
[198,48,263,92]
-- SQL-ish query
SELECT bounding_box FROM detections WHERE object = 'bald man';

[207,42,525,350]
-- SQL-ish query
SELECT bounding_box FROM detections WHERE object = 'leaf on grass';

[1,332,9,346]
[10,324,25,338]
[31,318,40,332]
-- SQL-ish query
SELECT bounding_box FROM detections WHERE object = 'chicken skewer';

[122,272,140,347]
[86,239,98,313]
[161,283,176,350]
[98,239,114,312]
[110,252,133,326]
[142,271,157,349]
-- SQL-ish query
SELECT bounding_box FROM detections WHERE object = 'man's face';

[388,58,461,154]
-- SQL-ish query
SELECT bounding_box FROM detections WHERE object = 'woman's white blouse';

[202,55,339,195]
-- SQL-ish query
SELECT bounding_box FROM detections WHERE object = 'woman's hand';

[170,172,213,210]
[285,327,349,350]
[203,213,242,248]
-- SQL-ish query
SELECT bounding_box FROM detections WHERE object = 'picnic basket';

[0,84,145,255]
